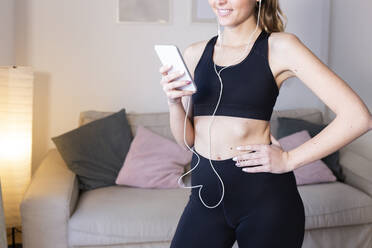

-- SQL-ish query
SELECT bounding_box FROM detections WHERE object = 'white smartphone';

[154,44,197,92]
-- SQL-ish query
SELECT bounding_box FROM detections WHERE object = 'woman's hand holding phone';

[159,64,196,106]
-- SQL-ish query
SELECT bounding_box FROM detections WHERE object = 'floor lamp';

[1,179,7,247]
[0,66,34,247]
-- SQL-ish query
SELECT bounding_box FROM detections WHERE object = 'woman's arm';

[169,101,195,150]
[168,45,195,150]
[274,32,372,170]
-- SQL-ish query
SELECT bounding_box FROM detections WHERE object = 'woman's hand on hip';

[233,134,293,174]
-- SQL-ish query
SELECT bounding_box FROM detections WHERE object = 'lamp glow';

[0,66,33,228]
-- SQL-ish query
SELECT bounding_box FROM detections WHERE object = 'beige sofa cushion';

[339,149,372,197]
[68,186,191,246]
[340,131,372,161]
[68,182,372,246]
[299,182,372,230]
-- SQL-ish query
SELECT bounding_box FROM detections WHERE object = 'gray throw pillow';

[51,108,133,191]
[276,117,345,182]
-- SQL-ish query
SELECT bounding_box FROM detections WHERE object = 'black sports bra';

[192,29,279,121]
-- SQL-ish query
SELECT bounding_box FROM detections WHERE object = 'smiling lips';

[218,9,233,17]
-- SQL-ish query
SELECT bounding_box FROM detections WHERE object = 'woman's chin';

[217,18,235,27]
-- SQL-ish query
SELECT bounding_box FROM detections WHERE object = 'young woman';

[159,0,372,247]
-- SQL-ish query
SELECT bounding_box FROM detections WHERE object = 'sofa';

[20,107,372,248]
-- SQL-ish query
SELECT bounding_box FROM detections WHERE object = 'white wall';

[16,0,365,174]
[15,0,219,174]
[279,0,331,113]
[0,0,15,65]
[326,0,372,122]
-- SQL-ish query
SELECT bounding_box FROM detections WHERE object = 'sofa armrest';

[20,148,79,248]
[339,148,372,198]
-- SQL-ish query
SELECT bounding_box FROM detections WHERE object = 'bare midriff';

[193,115,272,161]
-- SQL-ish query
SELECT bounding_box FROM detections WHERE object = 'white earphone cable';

[177,0,262,209]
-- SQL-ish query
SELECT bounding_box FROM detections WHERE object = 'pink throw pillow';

[115,126,193,188]
[278,130,337,185]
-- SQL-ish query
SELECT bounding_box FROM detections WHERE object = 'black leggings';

[170,143,305,248]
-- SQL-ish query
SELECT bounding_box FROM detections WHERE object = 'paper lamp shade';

[0,66,33,228]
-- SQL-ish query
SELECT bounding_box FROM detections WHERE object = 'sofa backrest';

[78,108,324,174]
[339,131,372,160]
[78,107,324,143]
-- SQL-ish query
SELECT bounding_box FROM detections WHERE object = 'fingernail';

[232,157,237,161]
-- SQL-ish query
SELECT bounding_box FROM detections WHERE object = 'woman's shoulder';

[268,31,302,51]
[183,37,213,72]
[184,37,213,58]
[267,31,307,80]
